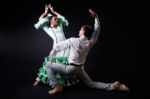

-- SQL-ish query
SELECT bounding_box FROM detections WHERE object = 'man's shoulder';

[69,37,79,40]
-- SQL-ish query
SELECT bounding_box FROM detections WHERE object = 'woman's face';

[50,16,58,26]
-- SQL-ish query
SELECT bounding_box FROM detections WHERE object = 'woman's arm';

[39,5,49,20]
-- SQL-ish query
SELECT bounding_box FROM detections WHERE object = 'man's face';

[79,27,84,37]
[50,16,58,26]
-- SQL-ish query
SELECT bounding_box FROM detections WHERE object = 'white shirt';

[53,17,100,65]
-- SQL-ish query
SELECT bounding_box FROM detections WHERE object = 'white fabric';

[53,18,100,65]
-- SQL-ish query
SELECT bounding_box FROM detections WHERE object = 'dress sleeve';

[57,15,69,27]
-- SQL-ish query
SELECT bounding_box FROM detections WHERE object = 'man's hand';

[49,50,55,65]
[49,58,53,65]
[89,9,97,17]
[49,50,56,57]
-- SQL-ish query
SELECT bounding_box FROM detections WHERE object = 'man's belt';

[68,63,83,67]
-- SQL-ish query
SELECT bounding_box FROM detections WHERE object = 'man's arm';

[50,39,71,56]
[49,39,70,64]
[89,9,100,46]
[48,4,69,26]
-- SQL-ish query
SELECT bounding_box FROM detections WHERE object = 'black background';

[0,0,148,99]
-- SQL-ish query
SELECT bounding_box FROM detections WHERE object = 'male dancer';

[46,9,129,95]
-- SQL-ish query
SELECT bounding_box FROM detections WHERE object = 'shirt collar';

[80,36,88,42]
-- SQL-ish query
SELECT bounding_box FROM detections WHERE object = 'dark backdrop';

[0,0,148,99]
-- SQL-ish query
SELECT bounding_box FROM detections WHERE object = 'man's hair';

[82,25,93,39]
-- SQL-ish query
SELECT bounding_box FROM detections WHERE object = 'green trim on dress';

[37,56,79,86]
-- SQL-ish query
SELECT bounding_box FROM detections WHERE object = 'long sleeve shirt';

[53,17,100,65]
[34,14,69,48]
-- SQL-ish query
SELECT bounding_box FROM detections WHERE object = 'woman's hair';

[47,16,53,27]
[48,15,57,22]
[48,15,61,26]
[82,25,93,39]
